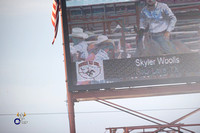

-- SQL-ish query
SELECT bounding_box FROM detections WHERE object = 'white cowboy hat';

[116,24,121,29]
[95,35,108,45]
[69,27,88,39]
[84,31,95,36]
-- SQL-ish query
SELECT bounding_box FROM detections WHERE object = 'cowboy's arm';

[140,9,148,30]
[86,53,95,61]
[164,4,177,32]
[70,45,77,54]
[74,43,84,52]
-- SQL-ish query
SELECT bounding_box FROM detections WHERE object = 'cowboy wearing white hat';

[69,27,89,62]
[69,27,88,41]
[86,35,114,61]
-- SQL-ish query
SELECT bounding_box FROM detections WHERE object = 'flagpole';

[60,0,76,133]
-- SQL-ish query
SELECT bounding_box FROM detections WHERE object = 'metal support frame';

[96,99,200,133]
[99,99,200,133]
[60,0,200,133]
[60,0,76,133]
[154,108,200,133]
[107,124,200,133]
[72,83,200,102]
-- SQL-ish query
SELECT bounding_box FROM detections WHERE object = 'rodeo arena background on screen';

[64,0,200,91]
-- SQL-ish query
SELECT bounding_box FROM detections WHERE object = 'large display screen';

[64,0,200,91]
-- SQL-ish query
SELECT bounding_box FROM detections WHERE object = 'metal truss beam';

[72,83,200,102]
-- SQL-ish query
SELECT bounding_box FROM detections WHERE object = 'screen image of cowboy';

[65,0,200,89]
[67,0,200,62]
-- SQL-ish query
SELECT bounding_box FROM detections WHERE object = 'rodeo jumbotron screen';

[65,0,200,91]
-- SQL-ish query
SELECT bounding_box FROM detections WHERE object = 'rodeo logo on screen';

[76,61,104,82]
[14,112,28,125]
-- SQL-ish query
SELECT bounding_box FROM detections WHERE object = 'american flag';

[51,0,59,44]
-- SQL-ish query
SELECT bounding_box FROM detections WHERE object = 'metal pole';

[124,127,129,133]
[135,1,140,28]
[103,16,106,34]
[60,0,76,133]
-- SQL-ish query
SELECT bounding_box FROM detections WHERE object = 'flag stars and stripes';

[51,0,59,44]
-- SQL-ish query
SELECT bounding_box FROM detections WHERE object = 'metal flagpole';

[60,0,76,133]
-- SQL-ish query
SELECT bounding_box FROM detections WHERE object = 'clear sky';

[0,0,200,133]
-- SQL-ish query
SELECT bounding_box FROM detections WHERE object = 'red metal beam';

[172,5,200,11]
[96,100,163,125]
[153,108,200,133]
[135,1,140,27]
[97,99,196,133]
[170,108,200,125]
[98,98,169,124]
[72,83,200,102]
[106,124,200,132]
[60,0,76,133]
[171,109,200,132]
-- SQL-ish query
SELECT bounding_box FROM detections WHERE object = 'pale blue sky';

[0,0,200,133]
